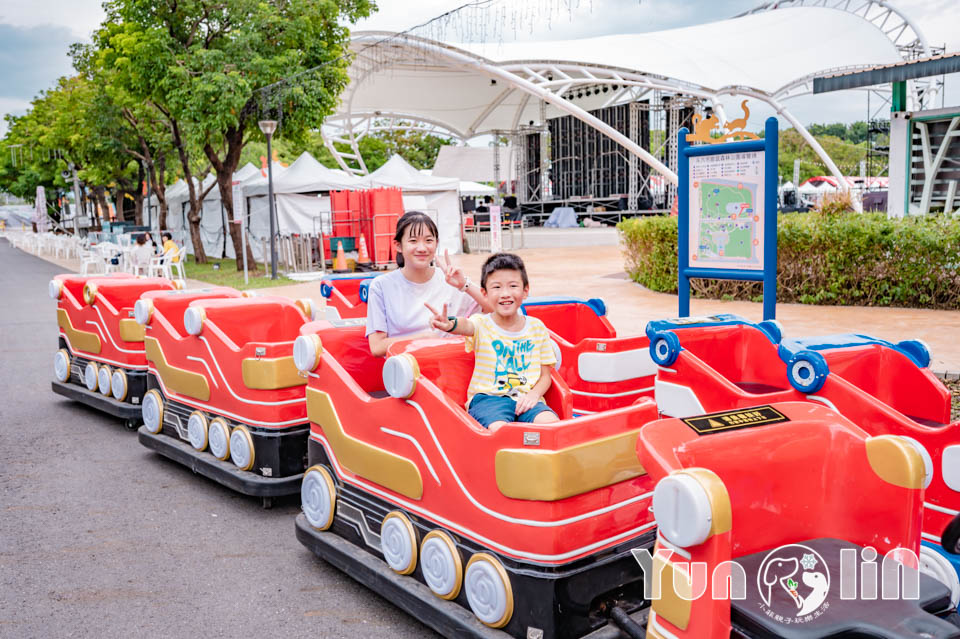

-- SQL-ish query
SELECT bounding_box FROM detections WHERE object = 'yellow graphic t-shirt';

[464,314,557,404]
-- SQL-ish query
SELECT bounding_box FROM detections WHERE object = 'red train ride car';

[50,272,178,427]
[645,314,960,604]
[135,287,321,505]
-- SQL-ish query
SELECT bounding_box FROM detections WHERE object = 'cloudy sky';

[1,0,958,137]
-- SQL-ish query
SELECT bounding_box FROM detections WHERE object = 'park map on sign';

[689,151,764,270]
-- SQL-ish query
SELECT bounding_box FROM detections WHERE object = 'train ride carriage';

[645,314,960,603]
[292,316,662,638]
[319,272,378,319]
[521,296,656,415]
[49,272,179,427]
[135,288,320,506]
[636,401,960,639]
[313,289,659,415]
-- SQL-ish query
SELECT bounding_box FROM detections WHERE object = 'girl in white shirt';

[366,211,492,357]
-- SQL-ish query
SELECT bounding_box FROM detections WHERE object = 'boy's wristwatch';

[459,277,473,292]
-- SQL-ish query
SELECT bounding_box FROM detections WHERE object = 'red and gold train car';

[636,401,960,639]
[135,288,319,505]
[292,314,663,638]
[646,314,960,605]
[50,273,178,426]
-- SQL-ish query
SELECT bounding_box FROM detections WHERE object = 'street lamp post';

[259,120,279,279]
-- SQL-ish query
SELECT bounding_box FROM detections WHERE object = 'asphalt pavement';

[0,238,437,638]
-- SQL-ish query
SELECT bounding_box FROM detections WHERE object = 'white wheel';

[421,531,462,600]
[54,349,70,383]
[464,553,513,628]
[111,369,128,401]
[301,465,336,531]
[919,545,960,608]
[141,389,164,434]
[381,512,418,575]
[97,365,112,395]
[84,362,99,391]
[187,411,208,451]
[208,418,230,460]
[229,425,255,471]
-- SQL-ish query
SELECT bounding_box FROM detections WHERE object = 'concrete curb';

[934,370,960,381]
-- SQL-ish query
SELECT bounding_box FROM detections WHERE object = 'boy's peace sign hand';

[438,249,466,290]
[425,302,454,332]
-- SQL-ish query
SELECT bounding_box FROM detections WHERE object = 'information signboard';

[678,117,779,319]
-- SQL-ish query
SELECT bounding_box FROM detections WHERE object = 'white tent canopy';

[245,152,360,196]
[325,3,931,190]
[364,155,462,254]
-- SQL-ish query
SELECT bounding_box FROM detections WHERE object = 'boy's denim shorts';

[468,393,556,428]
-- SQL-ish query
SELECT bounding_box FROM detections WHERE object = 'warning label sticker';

[682,405,789,435]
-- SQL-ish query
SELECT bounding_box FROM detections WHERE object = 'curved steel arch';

[332,31,851,186]
[737,0,929,57]
[740,0,936,106]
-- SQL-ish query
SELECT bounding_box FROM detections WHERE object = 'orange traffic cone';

[333,240,349,272]
[357,234,371,265]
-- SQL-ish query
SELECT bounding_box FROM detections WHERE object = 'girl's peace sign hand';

[437,249,466,290]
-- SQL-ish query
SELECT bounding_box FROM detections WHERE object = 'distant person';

[477,195,493,213]
[161,232,180,263]
[132,234,154,269]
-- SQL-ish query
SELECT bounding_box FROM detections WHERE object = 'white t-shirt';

[365,268,479,339]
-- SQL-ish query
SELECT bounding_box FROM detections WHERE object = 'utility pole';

[69,162,82,235]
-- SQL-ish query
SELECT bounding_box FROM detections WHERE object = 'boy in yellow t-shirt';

[426,253,559,429]
[161,232,180,263]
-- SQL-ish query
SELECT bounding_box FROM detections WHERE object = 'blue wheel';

[650,332,681,367]
[320,282,332,299]
[786,350,829,394]
[896,339,931,369]
[359,281,370,304]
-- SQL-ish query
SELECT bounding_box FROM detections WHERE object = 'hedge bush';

[617,212,960,310]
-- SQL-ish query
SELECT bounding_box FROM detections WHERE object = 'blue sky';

[1,0,958,136]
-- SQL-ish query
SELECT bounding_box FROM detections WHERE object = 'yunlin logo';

[632,542,920,626]
[757,544,830,624]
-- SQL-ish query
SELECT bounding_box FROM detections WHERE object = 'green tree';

[0,75,142,229]
[94,0,375,266]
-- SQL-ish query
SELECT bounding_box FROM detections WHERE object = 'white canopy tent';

[242,152,363,260]
[323,2,935,195]
[363,155,463,254]
[420,168,496,198]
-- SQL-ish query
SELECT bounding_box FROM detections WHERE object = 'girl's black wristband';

[445,316,458,332]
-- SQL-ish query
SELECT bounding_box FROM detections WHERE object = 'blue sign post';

[678,116,779,320]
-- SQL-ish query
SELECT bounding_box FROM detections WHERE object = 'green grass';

[182,256,295,290]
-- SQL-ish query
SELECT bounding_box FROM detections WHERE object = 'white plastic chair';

[79,248,107,275]
[166,246,187,282]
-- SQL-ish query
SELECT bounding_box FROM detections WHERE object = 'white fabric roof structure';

[364,155,460,191]
[244,152,360,195]
[432,146,517,183]
[325,1,936,189]
[419,168,497,197]
[362,155,463,254]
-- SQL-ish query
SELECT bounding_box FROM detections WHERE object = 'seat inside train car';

[786,335,951,426]
[192,297,309,347]
[522,296,616,345]
[146,287,242,336]
[672,322,790,394]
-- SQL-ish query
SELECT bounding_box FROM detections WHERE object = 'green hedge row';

[617,212,960,309]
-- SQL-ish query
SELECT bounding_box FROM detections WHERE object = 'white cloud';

[0,0,103,39]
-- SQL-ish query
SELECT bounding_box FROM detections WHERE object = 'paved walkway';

[24,241,960,374]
